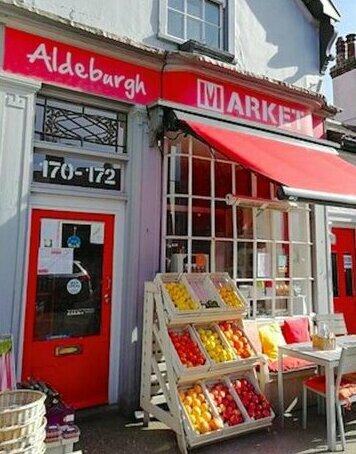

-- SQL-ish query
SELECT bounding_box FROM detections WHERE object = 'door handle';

[104,276,111,304]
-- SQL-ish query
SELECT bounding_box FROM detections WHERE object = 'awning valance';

[175,112,356,207]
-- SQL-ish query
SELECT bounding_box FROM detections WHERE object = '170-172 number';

[42,160,116,185]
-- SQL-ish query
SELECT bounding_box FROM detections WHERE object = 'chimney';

[336,37,346,67]
[346,34,356,60]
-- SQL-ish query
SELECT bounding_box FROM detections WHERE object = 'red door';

[22,209,114,409]
[331,228,356,334]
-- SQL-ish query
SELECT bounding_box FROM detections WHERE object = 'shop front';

[3,21,356,412]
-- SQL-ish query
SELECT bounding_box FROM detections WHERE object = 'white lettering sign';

[27,43,147,100]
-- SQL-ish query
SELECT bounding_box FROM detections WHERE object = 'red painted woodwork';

[332,228,356,334]
[22,209,114,409]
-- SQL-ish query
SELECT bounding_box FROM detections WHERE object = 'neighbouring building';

[1,0,351,414]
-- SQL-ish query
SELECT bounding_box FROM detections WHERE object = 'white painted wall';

[333,68,356,126]
[19,0,321,90]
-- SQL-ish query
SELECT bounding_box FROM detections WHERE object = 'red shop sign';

[3,27,160,105]
[163,71,315,136]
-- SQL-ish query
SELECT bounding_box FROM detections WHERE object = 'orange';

[198,420,210,434]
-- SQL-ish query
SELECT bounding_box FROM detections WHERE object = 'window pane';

[331,252,339,297]
[166,197,188,236]
[192,136,211,157]
[237,242,253,278]
[167,154,189,194]
[169,0,184,11]
[256,280,273,298]
[192,240,210,272]
[206,1,220,24]
[256,210,272,240]
[215,201,233,238]
[290,209,308,241]
[166,239,188,272]
[292,280,309,314]
[205,24,220,48]
[187,17,203,41]
[257,175,271,199]
[256,300,272,318]
[236,167,252,196]
[275,299,289,317]
[192,199,211,236]
[188,0,203,18]
[272,211,289,241]
[237,282,254,299]
[237,207,253,239]
[276,243,289,278]
[293,244,310,278]
[257,243,272,278]
[168,10,184,38]
[167,132,190,155]
[344,254,354,296]
[215,241,233,274]
[215,162,232,198]
[192,158,211,196]
[276,281,290,297]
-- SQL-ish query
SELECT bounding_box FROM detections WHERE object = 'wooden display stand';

[140,275,274,454]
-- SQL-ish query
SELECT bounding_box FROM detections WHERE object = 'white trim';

[18,192,126,405]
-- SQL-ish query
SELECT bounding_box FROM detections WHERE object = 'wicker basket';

[0,391,46,428]
[0,414,45,443]
[0,440,46,454]
[0,418,46,451]
[312,335,337,351]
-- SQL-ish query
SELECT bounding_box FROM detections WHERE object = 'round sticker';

[67,279,82,295]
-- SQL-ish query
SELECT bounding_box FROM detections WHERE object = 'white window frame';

[159,0,235,54]
[161,133,313,320]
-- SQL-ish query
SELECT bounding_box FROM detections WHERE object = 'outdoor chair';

[314,313,348,336]
[302,345,356,450]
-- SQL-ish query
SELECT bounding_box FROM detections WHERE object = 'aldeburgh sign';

[3,27,160,104]
[3,27,318,137]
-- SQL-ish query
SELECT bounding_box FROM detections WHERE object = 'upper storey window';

[160,0,226,50]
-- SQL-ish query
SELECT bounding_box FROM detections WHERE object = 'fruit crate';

[168,325,211,376]
[192,324,241,371]
[181,274,225,315]
[227,371,275,427]
[216,320,260,368]
[202,378,251,436]
[208,273,248,314]
[155,273,202,318]
[177,383,224,446]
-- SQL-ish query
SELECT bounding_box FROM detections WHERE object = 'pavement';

[75,405,356,454]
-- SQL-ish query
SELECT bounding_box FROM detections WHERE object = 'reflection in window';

[166,198,188,236]
[192,199,211,236]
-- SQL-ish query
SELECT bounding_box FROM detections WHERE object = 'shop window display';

[162,131,313,318]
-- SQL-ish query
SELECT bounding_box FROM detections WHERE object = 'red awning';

[181,117,356,207]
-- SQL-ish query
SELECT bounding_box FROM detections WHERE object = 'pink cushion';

[268,357,314,373]
[282,317,311,344]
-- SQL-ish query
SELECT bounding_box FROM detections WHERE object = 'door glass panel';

[35,219,104,340]
[344,254,354,296]
[331,253,339,297]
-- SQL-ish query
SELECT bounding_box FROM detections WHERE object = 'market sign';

[163,72,316,136]
[3,27,160,105]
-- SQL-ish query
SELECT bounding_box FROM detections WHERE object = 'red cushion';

[268,357,314,373]
[304,375,356,401]
[282,317,311,344]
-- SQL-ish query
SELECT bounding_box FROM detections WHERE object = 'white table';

[278,335,356,451]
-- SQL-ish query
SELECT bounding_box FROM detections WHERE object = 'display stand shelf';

[140,275,274,453]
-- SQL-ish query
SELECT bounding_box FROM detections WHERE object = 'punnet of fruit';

[207,382,245,427]
[169,329,206,368]
[231,378,272,420]
[217,284,244,309]
[219,321,254,359]
[164,282,200,311]
[179,384,223,434]
[196,326,235,363]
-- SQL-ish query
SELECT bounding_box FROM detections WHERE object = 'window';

[162,131,313,319]
[160,0,226,50]
[32,95,128,193]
